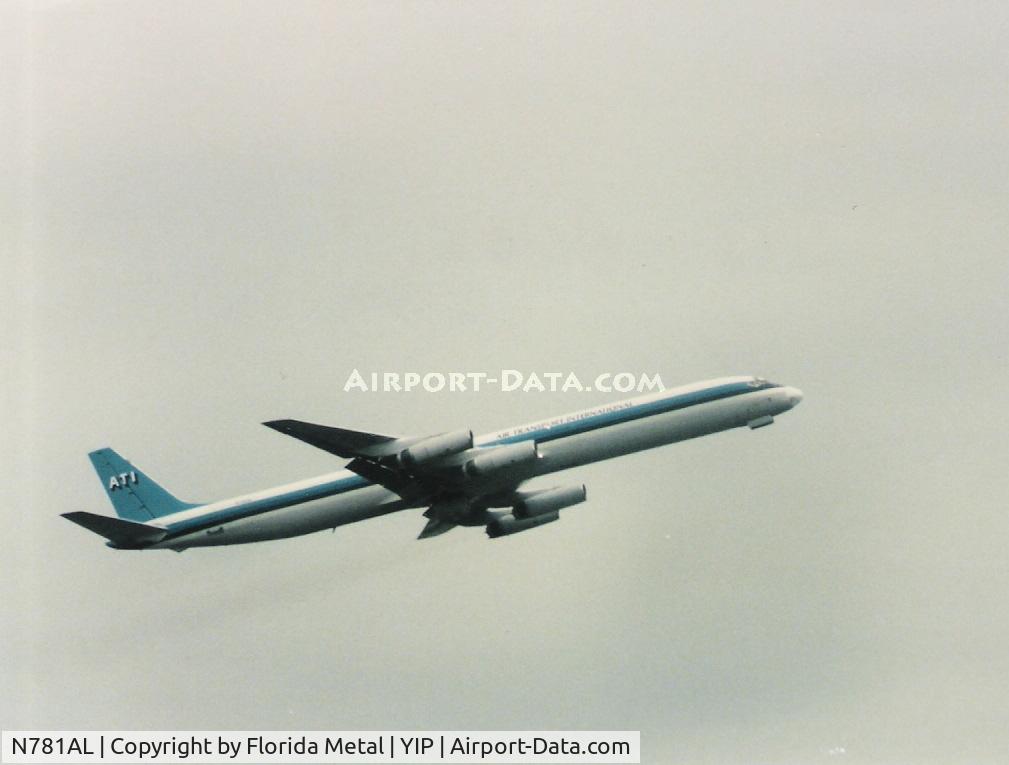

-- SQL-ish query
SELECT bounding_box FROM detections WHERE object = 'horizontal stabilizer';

[263,420,402,459]
[62,511,167,548]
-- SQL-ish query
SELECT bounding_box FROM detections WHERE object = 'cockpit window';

[747,377,778,389]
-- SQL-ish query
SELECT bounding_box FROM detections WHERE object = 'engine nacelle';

[486,511,559,539]
[462,441,539,478]
[514,484,587,519]
[398,429,473,468]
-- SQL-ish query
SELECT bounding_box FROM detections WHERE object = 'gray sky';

[3,2,1009,763]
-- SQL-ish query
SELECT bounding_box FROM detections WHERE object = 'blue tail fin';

[88,448,201,521]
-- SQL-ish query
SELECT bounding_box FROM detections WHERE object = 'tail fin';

[88,448,201,521]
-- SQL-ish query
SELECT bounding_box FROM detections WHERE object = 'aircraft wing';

[343,456,431,500]
[264,420,538,493]
[262,420,408,459]
[264,419,585,539]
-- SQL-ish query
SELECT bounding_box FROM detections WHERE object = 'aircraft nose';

[785,387,804,408]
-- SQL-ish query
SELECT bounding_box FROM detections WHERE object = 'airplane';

[62,375,802,551]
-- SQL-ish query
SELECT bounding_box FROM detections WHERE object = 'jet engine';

[486,511,560,538]
[462,441,539,478]
[514,484,587,519]
[398,429,473,468]
[484,483,588,538]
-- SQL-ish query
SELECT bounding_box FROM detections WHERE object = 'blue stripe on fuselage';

[489,379,761,446]
[161,379,772,540]
[162,473,370,538]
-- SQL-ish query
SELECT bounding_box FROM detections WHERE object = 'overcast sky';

[3,2,1009,763]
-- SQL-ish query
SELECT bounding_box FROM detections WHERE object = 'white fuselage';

[148,376,801,550]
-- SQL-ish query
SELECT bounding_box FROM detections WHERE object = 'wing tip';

[262,419,294,430]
